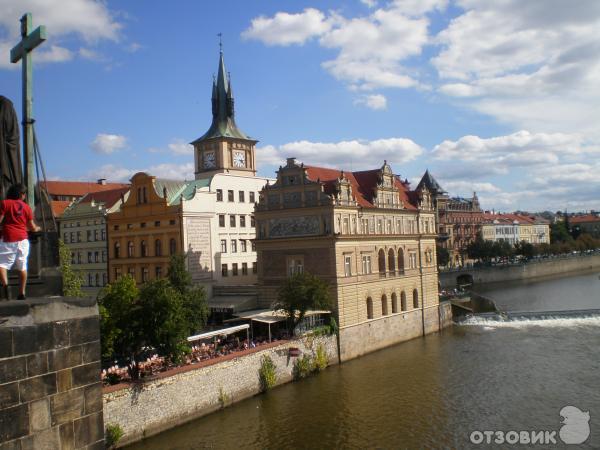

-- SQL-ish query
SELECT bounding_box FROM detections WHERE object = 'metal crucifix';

[10,13,46,207]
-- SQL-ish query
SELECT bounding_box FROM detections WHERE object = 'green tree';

[550,220,572,243]
[58,240,84,297]
[273,272,332,333]
[98,275,140,360]
[138,279,189,363]
[436,245,450,267]
[515,240,535,260]
[167,254,209,335]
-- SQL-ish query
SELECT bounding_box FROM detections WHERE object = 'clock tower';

[192,49,258,178]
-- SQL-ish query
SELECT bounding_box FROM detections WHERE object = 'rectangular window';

[250,216,255,227]
[101,229,106,241]
[70,232,75,242]
[155,266,162,279]
[251,241,256,251]
[169,219,176,225]
[228,190,234,202]
[113,225,119,231]
[87,230,92,241]
[231,240,237,253]
[142,267,149,283]
[216,189,223,201]
[219,215,225,227]
[239,191,245,202]
[230,215,236,227]
[94,230,99,241]
[221,264,228,277]
[63,232,68,243]
[94,251,99,263]
[140,222,146,228]
[242,262,248,275]
[102,251,106,263]
[342,218,349,234]
[252,262,257,274]
[77,232,81,243]
[155,221,161,227]
[362,255,372,274]
[344,255,352,277]
[221,239,227,253]
[240,240,247,252]
[114,267,121,280]
[232,263,238,276]
[87,252,92,263]
[287,256,304,276]
[102,273,107,286]
[128,267,135,279]
[240,215,246,227]
[127,224,133,230]
[249,192,255,203]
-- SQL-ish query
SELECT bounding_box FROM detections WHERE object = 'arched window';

[378,249,386,276]
[388,249,395,274]
[413,289,419,308]
[398,248,405,274]
[142,187,148,203]
[391,293,398,313]
[381,295,388,315]
[140,240,147,257]
[114,242,120,259]
[155,239,162,256]
[169,238,177,255]
[401,291,407,311]
[127,241,134,257]
[366,297,373,320]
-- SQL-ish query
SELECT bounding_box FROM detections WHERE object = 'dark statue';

[0,95,23,199]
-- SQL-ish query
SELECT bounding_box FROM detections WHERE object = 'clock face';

[203,151,216,169]
[233,151,246,168]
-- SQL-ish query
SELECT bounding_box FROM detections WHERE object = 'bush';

[293,354,314,380]
[314,344,328,371]
[105,423,124,448]
[259,355,277,391]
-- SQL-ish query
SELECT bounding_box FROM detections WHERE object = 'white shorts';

[0,239,30,271]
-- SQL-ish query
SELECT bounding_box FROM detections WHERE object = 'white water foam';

[459,314,600,329]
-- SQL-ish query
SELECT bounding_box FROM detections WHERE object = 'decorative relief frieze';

[269,216,320,238]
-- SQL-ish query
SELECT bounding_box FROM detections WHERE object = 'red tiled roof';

[482,213,538,224]
[50,200,72,217]
[303,165,417,209]
[79,187,129,209]
[571,214,600,224]
[40,180,129,197]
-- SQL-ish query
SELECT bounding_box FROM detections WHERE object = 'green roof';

[153,179,188,205]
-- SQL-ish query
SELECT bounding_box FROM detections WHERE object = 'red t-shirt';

[0,199,33,242]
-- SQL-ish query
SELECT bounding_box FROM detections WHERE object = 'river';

[127,271,600,449]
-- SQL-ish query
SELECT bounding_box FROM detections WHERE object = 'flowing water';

[128,271,600,449]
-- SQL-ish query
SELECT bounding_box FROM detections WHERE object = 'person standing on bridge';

[0,183,40,300]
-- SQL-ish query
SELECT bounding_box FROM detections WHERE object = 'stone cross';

[10,13,46,207]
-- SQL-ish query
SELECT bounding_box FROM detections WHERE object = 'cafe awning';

[187,324,250,342]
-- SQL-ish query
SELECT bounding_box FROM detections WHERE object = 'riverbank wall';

[0,298,104,450]
[102,335,338,447]
[338,302,452,361]
[439,254,600,289]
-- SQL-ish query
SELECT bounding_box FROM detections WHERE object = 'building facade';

[417,171,483,266]
[481,213,550,245]
[255,158,447,361]
[59,187,129,295]
[570,214,600,238]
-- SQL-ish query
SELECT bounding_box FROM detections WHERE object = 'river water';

[128,271,600,449]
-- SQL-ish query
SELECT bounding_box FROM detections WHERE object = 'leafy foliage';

[273,272,332,333]
[105,423,124,448]
[259,355,277,391]
[314,344,328,371]
[436,245,450,267]
[58,239,84,297]
[293,354,314,380]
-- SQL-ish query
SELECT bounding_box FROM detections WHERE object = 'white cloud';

[361,0,378,8]
[354,94,387,110]
[167,139,193,155]
[433,0,600,137]
[0,0,121,68]
[242,8,332,46]
[257,137,423,171]
[90,133,127,154]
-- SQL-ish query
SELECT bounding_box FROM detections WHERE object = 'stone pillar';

[0,298,104,449]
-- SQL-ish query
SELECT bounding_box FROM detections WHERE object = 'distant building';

[59,187,129,295]
[255,158,444,361]
[481,213,550,245]
[570,214,600,238]
[417,170,483,266]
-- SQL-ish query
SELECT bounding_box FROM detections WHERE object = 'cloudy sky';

[0,0,598,212]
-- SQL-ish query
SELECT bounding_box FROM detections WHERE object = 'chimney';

[286,157,296,167]
[97,178,107,185]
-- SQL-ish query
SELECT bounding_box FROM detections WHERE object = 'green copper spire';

[193,49,251,143]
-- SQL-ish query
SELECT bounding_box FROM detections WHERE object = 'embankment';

[103,335,338,447]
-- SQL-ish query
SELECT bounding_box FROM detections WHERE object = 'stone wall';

[103,335,338,447]
[338,303,452,361]
[439,254,600,288]
[0,298,104,450]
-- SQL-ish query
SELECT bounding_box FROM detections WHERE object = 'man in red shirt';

[0,183,40,300]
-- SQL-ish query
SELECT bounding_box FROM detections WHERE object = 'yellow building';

[255,159,450,361]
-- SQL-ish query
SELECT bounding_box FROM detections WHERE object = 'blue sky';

[1,0,599,212]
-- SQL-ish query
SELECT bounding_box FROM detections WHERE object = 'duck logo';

[559,406,590,445]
